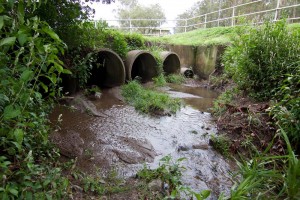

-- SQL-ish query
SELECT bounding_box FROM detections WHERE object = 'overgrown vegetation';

[137,155,211,200]
[222,19,300,145]
[121,81,181,115]
[211,19,300,199]
[0,1,71,198]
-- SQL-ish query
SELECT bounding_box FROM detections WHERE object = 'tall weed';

[223,19,300,100]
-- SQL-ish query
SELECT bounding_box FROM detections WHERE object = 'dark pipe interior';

[131,54,157,82]
[163,54,180,75]
[88,51,125,88]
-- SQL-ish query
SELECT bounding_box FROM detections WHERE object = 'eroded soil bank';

[49,82,236,199]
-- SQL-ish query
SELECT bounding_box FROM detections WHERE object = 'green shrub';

[223,19,300,100]
[270,68,300,144]
[102,29,128,57]
[121,81,181,115]
[0,1,71,198]
[124,33,146,51]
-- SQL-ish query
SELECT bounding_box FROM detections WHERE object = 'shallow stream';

[50,83,235,199]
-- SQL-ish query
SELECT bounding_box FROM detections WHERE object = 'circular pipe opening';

[88,48,125,88]
[125,50,158,82]
[160,51,181,75]
[181,67,194,78]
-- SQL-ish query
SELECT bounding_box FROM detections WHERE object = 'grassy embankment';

[146,23,300,46]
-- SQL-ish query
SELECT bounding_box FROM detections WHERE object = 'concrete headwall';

[166,44,227,79]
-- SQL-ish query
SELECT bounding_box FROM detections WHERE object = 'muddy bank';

[50,83,235,199]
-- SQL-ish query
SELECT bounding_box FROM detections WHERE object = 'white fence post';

[129,19,132,33]
[159,21,162,36]
[274,0,281,21]
[184,19,187,32]
[204,14,207,28]
[231,6,235,26]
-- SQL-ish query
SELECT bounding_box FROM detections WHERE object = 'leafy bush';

[124,32,146,51]
[270,68,300,144]
[0,1,71,198]
[222,19,300,144]
[102,29,128,57]
[223,19,300,100]
[121,81,181,115]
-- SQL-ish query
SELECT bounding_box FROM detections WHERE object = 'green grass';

[146,26,235,46]
[145,23,300,46]
[121,81,181,115]
[165,74,186,84]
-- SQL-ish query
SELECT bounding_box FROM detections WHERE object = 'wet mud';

[50,83,235,199]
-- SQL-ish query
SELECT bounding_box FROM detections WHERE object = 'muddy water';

[50,84,234,199]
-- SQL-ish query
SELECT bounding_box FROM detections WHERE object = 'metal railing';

[94,0,300,36]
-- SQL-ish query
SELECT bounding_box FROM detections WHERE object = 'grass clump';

[121,81,181,115]
[153,74,167,87]
[219,129,300,200]
[137,155,211,200]
[165,74,186,84]
[209,134,232,158]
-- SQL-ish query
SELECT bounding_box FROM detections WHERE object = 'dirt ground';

[196,77,286,157]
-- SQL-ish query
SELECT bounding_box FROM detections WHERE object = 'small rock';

[148,179,162,191]
[95,92,101,99]
[177,145,190,152]
[192,143,209,150]
[71,185,83,192]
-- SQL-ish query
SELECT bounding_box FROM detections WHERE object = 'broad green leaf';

[3,105,21,120]
[8,188,18,196]
[0,5,4,13]
[54,63,64,73]
[0,37,16,47]
[14,129,24,144]
[62,69,72,75]
[0,16,4,30]
[18,33,28,46]
[25,191,33,200]
[43,179,51,187]
[17,1,25,24]
[20,70,33,82]
[46,193,53,200]
[200,190,211,199]
[40,82,48,93]
[42,26,60,41]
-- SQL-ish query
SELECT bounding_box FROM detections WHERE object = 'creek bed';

[50,83,235,199]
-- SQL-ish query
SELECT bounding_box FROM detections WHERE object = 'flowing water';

[50,83,235,199]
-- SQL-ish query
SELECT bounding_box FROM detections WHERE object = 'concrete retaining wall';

[166,44,227,79]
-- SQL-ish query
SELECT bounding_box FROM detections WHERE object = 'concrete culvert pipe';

[160,51,181,75]
[88,48,125,87]
[125,50,158,82]
[181,67,194,78]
